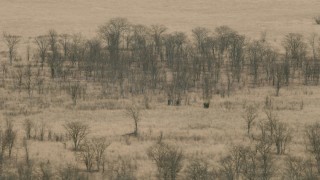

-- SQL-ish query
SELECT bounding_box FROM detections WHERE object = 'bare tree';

[59,33,71,60]
[274,63,285,96]
[3,32,20,65]
[64,121,89,151]
[185,159,213,180]
[255,122,274,180]
[4,119,16,158]
[283,156,318,180]
[125,104,141,136]
[34,35,49,68]
[147,142,184,180]
[99,17,129,69]
[151,24,167,60]
[242,105,258,135]
[67,81,81,106]
[80,140,95,172]
[306,122,320,173]
[24,64,33,97]
[24,119,34,140]
[282,33,307,70]
[47,29,62,79]
[92,137,110,171]
[273,121,292,155]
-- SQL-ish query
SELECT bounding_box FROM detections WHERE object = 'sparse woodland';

[0,17,320,179]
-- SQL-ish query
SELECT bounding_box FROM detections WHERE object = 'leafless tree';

[34,35,50,68]
[273,121,292,155]
[64,121,90,151]
[92,137,110,171]
[79,140,95,172]
[59,33,71,60]
[99,17,129,69]
[67,81,81,106]
[151,24,167,60]
[283,156,318,180]
[255,122,274,180]
[47,29,62,78]
[306,122,320,173]
[242,105,258,135]
[24,119,34,140]
[24,64,33,97]
[185,159,213,180]
[4,119,16,158]
[282,33,307,70]
[274,63,285,96]
[147,142,184,180]
[3,32,20,65]
[125,104,141,136]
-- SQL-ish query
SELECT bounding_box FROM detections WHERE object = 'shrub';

[283,156,318,180]
[185,159,214,180]
[147,142,183,180]
[105,156,137,180]
[219,145,255,180]
[306,122,320,173]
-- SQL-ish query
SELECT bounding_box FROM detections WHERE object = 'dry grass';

[1,0,320,178]
[0,84,318,178]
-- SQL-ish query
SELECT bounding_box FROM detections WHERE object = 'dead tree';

[34,35,49,68]
[306,122,320,174]
[125,104,141,136]
[3,32,20,65]
[242,105,258,135]
[64,121,89,151]
[151,24,167,60]
[47,29,62,79]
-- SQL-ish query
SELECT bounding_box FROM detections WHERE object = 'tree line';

[2,17,320,107]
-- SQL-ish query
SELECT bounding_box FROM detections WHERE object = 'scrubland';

[1,0,320,179]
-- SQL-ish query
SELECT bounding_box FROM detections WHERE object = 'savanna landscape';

[0,0,320,179]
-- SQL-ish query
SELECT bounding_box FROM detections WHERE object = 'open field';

[1,0,320,179]
[1,84,320,179]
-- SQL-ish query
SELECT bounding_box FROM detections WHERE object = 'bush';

[306,122,320,173]
[283,156,318,180]
[147,142,183,180]
[185,159,214,180]
[105,156,137,180]
[219,145,256,180]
